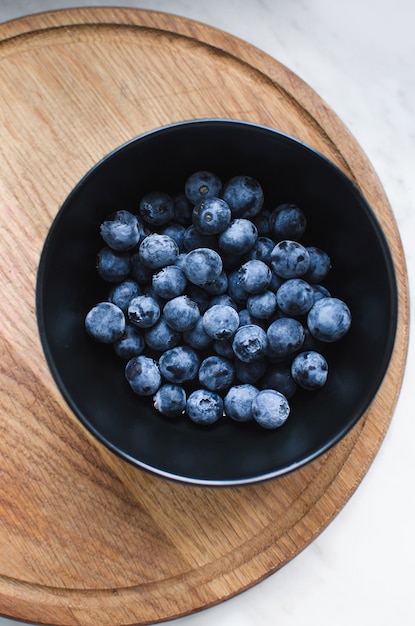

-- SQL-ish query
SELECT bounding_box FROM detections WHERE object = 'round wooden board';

[0,7,409,626]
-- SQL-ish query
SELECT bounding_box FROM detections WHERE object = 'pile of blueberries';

[85,171,351,429]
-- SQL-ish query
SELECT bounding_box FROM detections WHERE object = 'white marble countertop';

[0,1,413,625]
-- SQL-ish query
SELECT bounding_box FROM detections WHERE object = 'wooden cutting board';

[0,7,409,626]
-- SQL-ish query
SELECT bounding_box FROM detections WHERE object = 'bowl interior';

[36,120,397,485]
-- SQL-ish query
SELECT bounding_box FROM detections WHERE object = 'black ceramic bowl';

[36,120,397,486]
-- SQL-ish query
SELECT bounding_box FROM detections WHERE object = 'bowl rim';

[36,118,399,486]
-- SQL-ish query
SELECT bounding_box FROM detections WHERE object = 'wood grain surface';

[0,7,409,626]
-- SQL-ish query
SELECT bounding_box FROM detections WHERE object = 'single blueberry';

[246,290,277,319]
[173,191,194,226]
[183,225,218,252]
[153,383,187,417]
[198,355,235,392]
[202,270,229,296]
[113,324,145,359]
[159,346,200,384]
[163,295,200,332]
[268,203,307,240]
[85,301,125,343]
[130,251,153,285]
[192,196,231,235]
[152,265,187,299]
[218,218,258,256]
[213,338,235,359]
[312,283,331,303]
[144,317,181,352]
[270,240,310,279]
[291,351,329,390]
[159,222,187,252]
[185,170,222,204]
[222,175,264,219]
[183,247,223,287]
[209,294,238,310]
[224,384,259,422]
[238,308,264,328]
[125,355,161,396]
[266,317,305,360]
[238,259,271,294]
[108,279,141,312]
[182,316,213,350]
[276,278,314,316]
[251,210,271,237]
[184,284,212,314]
[307,297,351,342]
[202,304,240,340]
[245,236,275,265]
[96,246,130,283]
[259,365,297,399]
[100,210,142,251]
[303,246,331,283]
[186,389,223,425]
[252,389,290,429]
[128,294,160,329]
[227,270,250,305]
[232,324,268,362]
[138,233,179,270]
[234,358,267,384]
[139,190,174,226]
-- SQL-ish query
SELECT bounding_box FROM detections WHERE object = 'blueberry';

[291,351,328,390]
[152,265,187,299]
[270,240,310,279]
[183,225,218,252]
[173,191,194,226]
[252,389,290,429]
[307,297,351,342]
[224,384,259,422]
[139,190,174,226]
[163,295,200,332]
[218,218,258,256]
[266,317,305,360]
[185,170,222,204]
[312,284,331,303]
[198,355,235,392]
[268,203,307,240]
[138,233,179,270]
[246,236,275,264]
[96,246,130,282]
[85,301,125,343]
[128,294,160,329]
[184,284,211,314]
[182,316,213,350]
[186,389,223,425]
[213,338,235,359]
[144,317,181,352]
[192,197,231,235]
[130,251,154,284]
[153,383,187,417]
[108,279,141,312]
[125,355,161,396]
[209,294,238,310]
[303,246,331,283]
[238,259,271,294]
[222,175,264,219]
[259,365,297,399]
[100,210,142,251]
[276,278,314,316]
[234,358,266,384]
[251,210,271,236]
[203,270,229,296]
[159,222,186,251]
[227,270,250,304]
[159,346,200,384]
[183,247,223,287]
[246,290,277,319]
[238,308,263,327]
[113,324,145,359]
[202,304,240,340]
[232,324,268,362]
